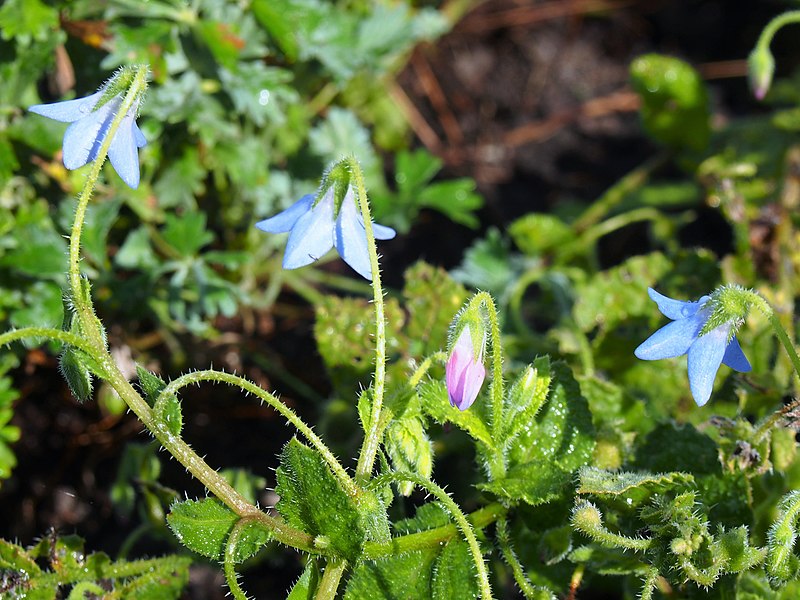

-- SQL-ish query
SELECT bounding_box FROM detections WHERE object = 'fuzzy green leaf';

[344,550,438,599]
[501,357,552,446]
[59,349,93,403]
[287,562,319,599]
[419,379,493,448]
[767,490,800,584]
[276,438,387,561]
[432,540,478,600]
[509,213,575,256]
[384,416,433,496]
[167,498,239,559]
[577,467,694,507]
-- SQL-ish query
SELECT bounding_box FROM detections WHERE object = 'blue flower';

[255,185,396,280]
[635,288,751,406]
[29,89,146,189]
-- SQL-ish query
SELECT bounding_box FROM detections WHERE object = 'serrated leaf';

[156,393,183,437]
[136,366,167,405]
[573,253,672,332]
[432,540,477,599]
[276,438,385,561]
[344,550,438,599]
[577,467,694,506]
[59,349,93,403]
[418,379,493,449]
[0,538,40,573]
[161,212,214,257]
[167,498,239,559]
[394,502,451,535]
[483,362,595,505]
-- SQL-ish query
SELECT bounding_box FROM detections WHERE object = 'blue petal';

[334,188,372,280]
[634,312,705,360]
[687,325,729,406]
[28,91,104,123]
[133,122,147,148]
[372,222,396,240]
[648,288,706,320]
[108,112,141,189]
[722,336,751,373]
[256,194,315,234]
[61,99,117,170]
[283,194,334,269]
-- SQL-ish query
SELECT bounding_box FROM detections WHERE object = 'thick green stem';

[363,502,506,559]
[370,471,494,600]
[347,157,388,483]
[155,369,357,497]
[640,567,660,600]
[315,559,347,600]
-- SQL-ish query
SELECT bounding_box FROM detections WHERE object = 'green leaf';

[432,540,478,600]
[500,357,552,446]
[153,147,207,210]
[0,0,58,43]
[483,362,595,505]
[276,438,382,561]
[10,281,63,330]
[573,252,672,333]
[419,380,493,449]
[287,562,320,599]
[0,538,41,573]
[344,550,438,599]
[167,498,239,559]
[509,214,575,256]
[59,349,94,403]
[418,180,483,228]
[577,467,694,507]
[634,422,720,475]
[136,366,167,405]
[384,416,433,496]
[161,212,214,257]
[630,54,710,152]
[403,262,469,357]
[116,227,159,270]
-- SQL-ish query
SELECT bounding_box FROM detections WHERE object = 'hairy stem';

[315,559,347,600]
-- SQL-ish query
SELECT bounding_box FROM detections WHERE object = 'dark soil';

[1,1,791,598]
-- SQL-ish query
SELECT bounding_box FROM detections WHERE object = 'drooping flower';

[255,184,395,280]
[446,324,486,411]
[634,287,751,406]
[29,87,146,189]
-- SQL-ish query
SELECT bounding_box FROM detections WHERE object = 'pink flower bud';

[445,325,486,411]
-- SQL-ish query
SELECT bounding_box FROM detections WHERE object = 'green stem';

[640,566,660,600]
[347,156,388,483]
[496,518,554,600]
[756,11,800,53]
[467,292,504,455]
[750,292,800,378]
[315,559,347,600]
[409,351,447,387]
[155,369,357,497]
[754,398,800,444]
[0,327,100,357]
[363,502,506,559]
[224,518,257,600]
[69,66,148,312]
[370,471,494,600]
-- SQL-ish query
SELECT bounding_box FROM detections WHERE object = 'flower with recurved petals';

[446,324,486,411]
[29,87,146,189]
[634,287,751,406]
[255,185,395,280]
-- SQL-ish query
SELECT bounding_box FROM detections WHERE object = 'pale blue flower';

[256,185,395,280]
[29,90,146,189]
[635,288,751,406]
[446,324,486,411]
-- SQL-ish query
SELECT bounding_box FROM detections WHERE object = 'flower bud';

[445,323,486,411]
[748,46,775,101]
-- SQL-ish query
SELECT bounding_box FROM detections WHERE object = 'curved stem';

[756,11,800,53]
[224,518,257,600]
[347,156,387,483]
[496,518,554,600]
[409,351,447,387]
[315,559,347,600]
[155,369,357,497]
[750,292,800,378]
[467,292,504,451]
[370,471,494,600]
[640,566,660,600]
